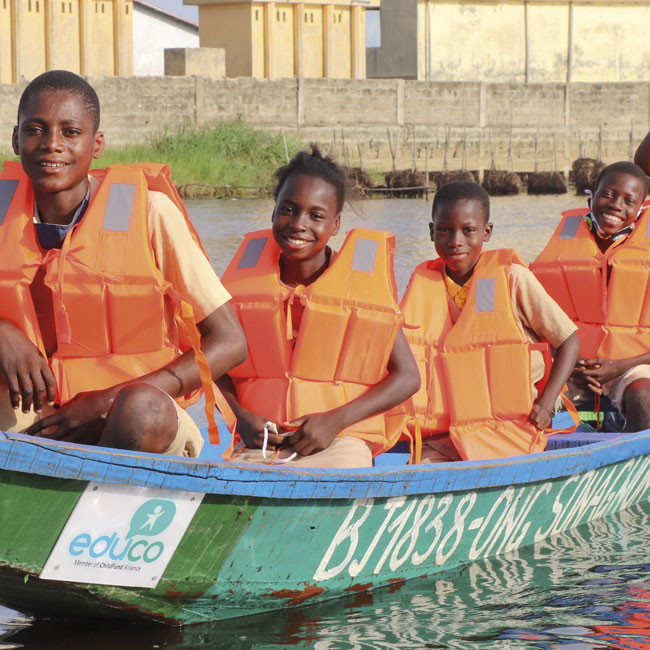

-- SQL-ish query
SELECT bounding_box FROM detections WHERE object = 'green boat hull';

[1,426,649,624]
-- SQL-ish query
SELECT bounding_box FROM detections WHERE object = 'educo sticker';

[41,482,204,588]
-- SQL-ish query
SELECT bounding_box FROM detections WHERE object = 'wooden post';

[387,128,397,173]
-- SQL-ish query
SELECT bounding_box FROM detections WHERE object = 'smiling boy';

[531,162,650,432]
[0,70,246,455]
[401,181,579,461]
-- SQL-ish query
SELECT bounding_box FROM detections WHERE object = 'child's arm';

[529,332,580,429]
[634,132,650,175]
[284,330,420,456]
[214,374,288,451]
[0,319,56,413]
[25,303,247,440]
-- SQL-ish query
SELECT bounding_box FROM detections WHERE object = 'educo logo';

[68,499,177,564]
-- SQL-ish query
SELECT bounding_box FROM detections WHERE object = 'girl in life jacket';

[217,146,420,468]
[532,161,650,432]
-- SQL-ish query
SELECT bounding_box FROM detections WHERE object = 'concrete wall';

[133,4,198,76]
[370,0,650,83]
[0,76,647,173]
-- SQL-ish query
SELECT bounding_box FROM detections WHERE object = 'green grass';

[96,118,304,194]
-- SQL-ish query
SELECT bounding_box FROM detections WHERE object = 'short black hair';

[274,144,347,213]
[17,70,100,132]
[432,181,490,223]
[595,161,649,196]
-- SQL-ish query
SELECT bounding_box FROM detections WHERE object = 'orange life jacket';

[530,207,650,360]
[0,161,222,430]
[401,249,548,461]
[221,228,409,456]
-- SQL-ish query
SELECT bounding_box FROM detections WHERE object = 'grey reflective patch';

[0,179,19,226]
[646,213,650,238]
[475,277,495,312]
[352,238,378,273]
[559,215,581,240]
[238,236,267,269]
[102,183,136,232]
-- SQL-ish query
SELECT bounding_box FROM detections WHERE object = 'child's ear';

[92,131,105,159]
[429,221,435,241]
[332,214,341,236]
[11,126,19,156]
[484,222,493,242]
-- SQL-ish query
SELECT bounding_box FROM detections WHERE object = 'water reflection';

[4,501,650,649]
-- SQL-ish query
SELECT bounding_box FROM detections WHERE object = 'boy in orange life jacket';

[216,146,420,468]
[401,181,579,462]
[532,161,650,432]
[0,70,246,456]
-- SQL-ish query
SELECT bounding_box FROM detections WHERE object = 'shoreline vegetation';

[99,118,305,199]
[0,119,306,200]
[1,119,602,199]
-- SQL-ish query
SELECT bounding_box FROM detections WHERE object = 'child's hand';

[529,395,555,430]
[572,358,603,394]
[237,412,286,450]
[285,411,344,456]
[25,388,113,444]
[580,357,625,387]
[0,319,56,413]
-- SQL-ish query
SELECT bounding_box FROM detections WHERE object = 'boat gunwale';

[0,428,648,499]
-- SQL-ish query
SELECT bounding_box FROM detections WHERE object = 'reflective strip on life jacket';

[221,227,409,456]
[0,179,19,225]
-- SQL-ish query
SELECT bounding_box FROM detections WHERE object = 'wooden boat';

[0,414,648,626]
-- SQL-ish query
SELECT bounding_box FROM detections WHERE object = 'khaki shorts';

[419,434,462,464]
[0,382,203,458]
[605,364,650,413]
[231,435,373,469]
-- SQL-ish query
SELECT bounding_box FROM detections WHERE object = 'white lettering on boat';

[313,456,650,582]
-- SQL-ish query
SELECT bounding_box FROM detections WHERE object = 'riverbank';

[2,119,596,199]
[1,119,305,199]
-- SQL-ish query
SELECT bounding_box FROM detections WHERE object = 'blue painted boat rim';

[0,427,648,500]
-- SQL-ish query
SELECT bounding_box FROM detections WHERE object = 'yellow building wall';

[114,0,133,75]
[0,0,13,83]
[350,5,364,78]
[191,0,375,79]
[269,2,294,77]
[527,3,569,82]
[411,0,650,82]
[199,2,253,76]
[251,2,265,77]
[571,4,650,81]
[48,0,82,73]
[325,5,351,78]
[84,1,116,76]
[15,0,47,81]
[1,0,132,82]
[296,3,324,77]
[418,1,526,82]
